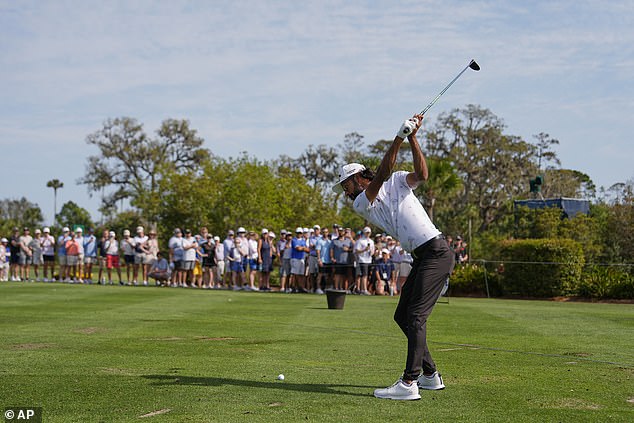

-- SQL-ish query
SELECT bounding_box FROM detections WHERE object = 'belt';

[411,234,445,259]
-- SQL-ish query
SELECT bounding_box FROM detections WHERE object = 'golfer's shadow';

[143,374,373,397]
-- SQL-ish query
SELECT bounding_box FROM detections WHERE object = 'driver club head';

[469,59,481,71]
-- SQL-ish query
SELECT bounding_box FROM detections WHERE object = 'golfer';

[333,114,454,400]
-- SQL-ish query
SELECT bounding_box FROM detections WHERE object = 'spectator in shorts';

[132,226,149,286]
[355,226,375,295]
[290,227,309,293]
[41,227,56,282]
[332,228,354,291]
[121,229,135,284]
[74,228,85,282]
[146,229,159,263]
[83,228,97,283]
[246,231,259,291]
[0,238,9,281]
[29,229,43,281]
[149,251,170,285]
[104,231,122,285]
[168,228,184,288]
[223,230,235,288]
[57,227,71,282]
[182,229,198,287]
[19,227,33,281]
[228,236,245,290]
[201,234,216,289]
[65,232,81,283]
[278,231,292,292]
[213,236,224,288]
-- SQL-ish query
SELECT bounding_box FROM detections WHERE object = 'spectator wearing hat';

[332,228,354,291]
[258,229,274,291]
[41,227,56,282]
[0,238,9,281]
[104,231,123,285]
[168,228,184,287]
[57,227,71,282]
[290,227,309,293]
[29,229,44,281]
[213,236,224,288]
[228,235,246,290]
[146,229,159,263]
[355,226,375,295]
[235,227,249,285]
[133,226,149,286]
[246,231,259,291]
[65,230,81,283]
[83,228,97,283]
[19,227,33,281]
[121,229,135,285]
[454,236,468,265]
[201,233,216,289]
[9,228,21,281]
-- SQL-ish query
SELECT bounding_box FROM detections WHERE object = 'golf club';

[400,59,479,137]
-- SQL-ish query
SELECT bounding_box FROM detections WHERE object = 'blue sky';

[1,0,633,226]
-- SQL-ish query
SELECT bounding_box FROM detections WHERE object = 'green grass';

[1,283,633,422]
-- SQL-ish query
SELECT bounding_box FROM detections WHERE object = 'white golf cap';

[237,227,246,233]
[332,163,366,193]
[43,227,50,233]
[303,227,310,233]
[213,236,220,241]
[313,224,320,230]
[381,248,390,255]
[228,229,234,235]
[363,226,372,233]
[280,229,287,235]
[262,228,268,234]
[35,228,41,234]
[295,227,303,233]
[109,231,116,237]
[269,232,276,238]
[123,229,131,236]
[136,226,144,233]
[1,238,8,243]
[62,227,70,232]
[76,227,83,232]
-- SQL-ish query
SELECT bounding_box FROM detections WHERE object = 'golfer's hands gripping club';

[397,114,424,139]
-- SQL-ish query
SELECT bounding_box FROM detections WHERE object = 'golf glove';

[397,118,418,138]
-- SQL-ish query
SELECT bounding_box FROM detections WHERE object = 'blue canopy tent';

[513,197,590,218]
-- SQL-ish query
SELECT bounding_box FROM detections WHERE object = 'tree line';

[1,105,632,265]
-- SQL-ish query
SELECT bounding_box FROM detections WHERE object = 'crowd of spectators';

[0,224,467,296]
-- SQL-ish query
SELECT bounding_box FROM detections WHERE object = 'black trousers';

[393,236,454,380]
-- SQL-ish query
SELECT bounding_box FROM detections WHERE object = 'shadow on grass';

[143,374,373,397]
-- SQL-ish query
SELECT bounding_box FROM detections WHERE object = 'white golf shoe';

[373,379,421,400]
[417,372,445,390]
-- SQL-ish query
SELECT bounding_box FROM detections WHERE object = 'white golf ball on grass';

[276,374,285,381]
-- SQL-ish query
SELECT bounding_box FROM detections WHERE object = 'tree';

[425,105,538,232]
[46,179,64,226]
[56,201,94,230]
[0,198,44,235]
[277,144,339,192]
[418,158,463,222]
[80,117,211,223]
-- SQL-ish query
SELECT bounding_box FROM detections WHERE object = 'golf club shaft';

[420,60,478,115]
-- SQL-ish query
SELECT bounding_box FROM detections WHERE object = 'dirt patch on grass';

[195,336,237,341]
[545,398,601,410]
[139,408,171,418]
[627,397,634,404]
[11,343,54,350]
[143,337,185,341]
[74,327,106,335]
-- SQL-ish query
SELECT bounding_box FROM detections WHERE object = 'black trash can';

[325,289,347,310]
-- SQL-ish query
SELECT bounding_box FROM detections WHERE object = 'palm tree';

[419,159,462,222]
[46,179,64,226]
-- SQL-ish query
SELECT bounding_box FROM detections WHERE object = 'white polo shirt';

[353,171,440,252]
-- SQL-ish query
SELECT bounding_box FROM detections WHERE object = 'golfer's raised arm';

[406,114,428,188]
[365,116,423,203]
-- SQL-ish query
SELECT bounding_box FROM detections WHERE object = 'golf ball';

[277,374,285,381]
